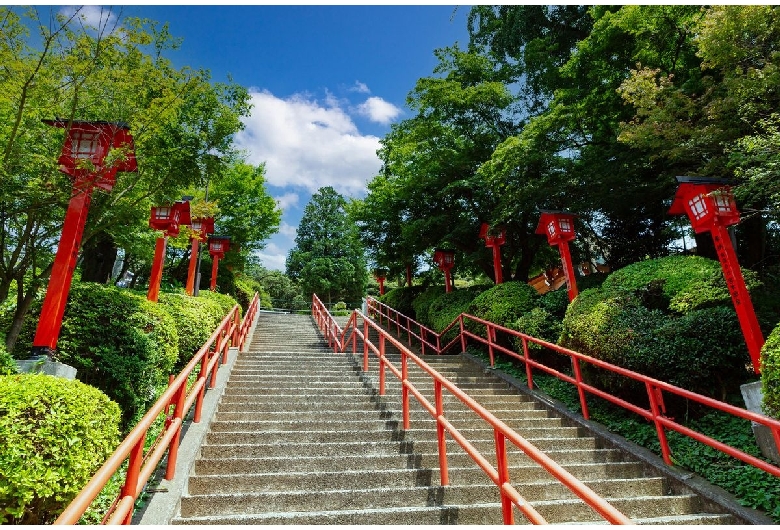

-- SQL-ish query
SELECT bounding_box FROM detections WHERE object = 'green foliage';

[157,293,229,369]
[0,342,16,375]
[467,281,540,329]
[561,256,756,398]
[232,274,267,311]
[762,325,780,419]
[427,285,490,333]
[378,285,425,321]
[286,187,367,305]
[512,307,563,350]
[0,374,121,524]
[198,290,239,317]
[14,283,179,426]
[411,285,447,328]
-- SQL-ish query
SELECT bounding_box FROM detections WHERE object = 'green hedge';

[762,326,780,419]
[378,285,425,321]
[428,285,490,333]
[410,285,447,328]
[0,342,16,375]
[0,374,121,524]
[467,281,540,330]
[561,255,759,399]
[157,293,230,370]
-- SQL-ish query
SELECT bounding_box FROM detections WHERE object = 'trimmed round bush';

[467,281,540,329]
[428,285,490,333]
[411,285,447,328]
[0,374,121,524]
[560,255,758,399]
[158,293,230,369]
[378,285,425,321]
[762,326,780,419]
[0,342,16,375]
[15,283,179,426]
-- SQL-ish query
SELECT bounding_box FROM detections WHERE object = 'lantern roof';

[535,210,577,238]
[668,176,732,216]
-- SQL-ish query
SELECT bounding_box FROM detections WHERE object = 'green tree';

[286,187,367,306]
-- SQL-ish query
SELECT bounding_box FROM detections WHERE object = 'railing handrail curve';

[54,293,260,525]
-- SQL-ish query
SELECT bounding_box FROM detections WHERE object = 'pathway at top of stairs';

[169,311,742,525]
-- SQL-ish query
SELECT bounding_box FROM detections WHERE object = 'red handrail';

[364,295,780,480]
[54,293,259,525]
[312,294,632,524]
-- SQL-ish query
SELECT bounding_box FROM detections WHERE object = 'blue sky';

[102,4,472,271]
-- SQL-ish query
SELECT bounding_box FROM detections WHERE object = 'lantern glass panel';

[71,130,100,159]
[547,221,557,238]
[713,192,734,215]
[155,206,172,220]
[191,220,202,231]
[211,241,223,252]
[688,195,708,221]
[559,218,572,233]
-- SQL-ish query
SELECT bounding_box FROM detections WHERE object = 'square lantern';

[209,236,230,257]
[479,222,507,245]
[668,176,740,233]
[433,248,455,269]
[536,210,577,245]
[149,200,191,237]
[43,119,137,191]
[191,216,215,241]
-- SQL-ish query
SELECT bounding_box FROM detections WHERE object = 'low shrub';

[467,281,540,330]
[198,290,240,317]
[378,285,425,321]
[411,285,447,328]
[158,293,230,369]
[762,325,780,419]
[0,342,16,375]
[427,285,490,333]
[14,283,179,427]
[0,374,121,524]
[561,255,757,401]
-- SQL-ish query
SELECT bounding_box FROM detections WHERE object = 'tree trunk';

[5,268,50,354]
[80,233,118,283]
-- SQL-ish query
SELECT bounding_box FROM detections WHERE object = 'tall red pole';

[185,237,199,295]
[147,236,167,302]
[378,277,386,296]
[406,264,412,287]
[444,269,452,293]
[210,255,220,291]
[491,244,503,285]
[31,185,93,356]
[711,224,764,372]
[558,241,579,302]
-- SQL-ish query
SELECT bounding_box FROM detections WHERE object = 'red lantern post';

[185,217,214,295]
[669,176,764,373]
[31,120,137,358]
[433,248,455,293]
[480,223,506,284]
[536,211,579,302]
[147,201,191,302]
[374,268,388,296]
[208,236,230,291]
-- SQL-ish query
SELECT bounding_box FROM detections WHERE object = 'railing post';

[194,348,210,423]
[435,379,449,486]
[407,315,412,346]
[120,432,146,523]
[647,381,673,465]
[402,352,410,430]
[421,327,426,356]
[363,318,370,372]
[523,337,533,389]
[379,334,386,396]
[494,430,514,525]
[164,380,187,480]
[572,357,589,420]
[459,315,466,353]
[487,323,495,366]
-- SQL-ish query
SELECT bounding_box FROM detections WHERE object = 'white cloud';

[279,222,297,239]
[235,90,382,197]
[256,242,288,272]
[274,193,299,211]
[60,6,118,32]
[350,81,371,94]
[356,97,402,125]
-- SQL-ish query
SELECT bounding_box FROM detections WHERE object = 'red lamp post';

[185,217,214,296]
[669,176,764,373]
[374,268,388,296]
[31,119,137,358]
[536,210,579,302]
[480,223,506,284]
[433,248,455,293]
[208,236,230,291]
[147,200,191,302]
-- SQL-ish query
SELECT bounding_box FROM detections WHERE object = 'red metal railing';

[365,296,780,480]
[312,294,632,524]
[54,293,259,525]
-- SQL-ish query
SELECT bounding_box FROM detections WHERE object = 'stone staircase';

[170,311,743,524]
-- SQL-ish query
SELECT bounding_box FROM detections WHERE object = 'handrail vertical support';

[494,430,514,525]
[402,352,410,430]
[572,357,589,420]
[164,382,187,480]
[459,315,466,353]
[647,381,673,465]
[379,335,386,396]
[363,318,369,372]
[434,379,449,486]
[523,338,533,389]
